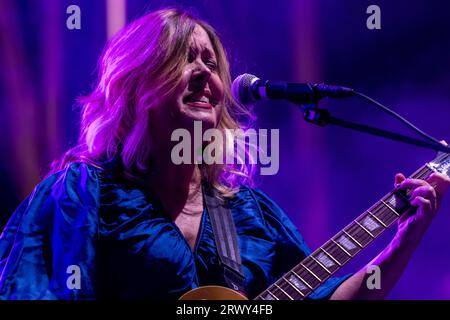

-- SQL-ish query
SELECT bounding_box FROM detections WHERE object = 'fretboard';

[255,152,450,300]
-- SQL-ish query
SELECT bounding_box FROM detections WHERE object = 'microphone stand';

[299,105,450,154]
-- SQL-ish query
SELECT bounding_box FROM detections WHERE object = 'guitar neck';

[255,152,450,300]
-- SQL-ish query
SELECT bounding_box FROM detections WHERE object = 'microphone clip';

[303,107,331,127]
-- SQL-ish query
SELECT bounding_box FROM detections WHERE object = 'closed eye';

[205,60,217,71]
[188,46,217,72]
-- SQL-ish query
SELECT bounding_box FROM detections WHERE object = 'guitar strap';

[202,183,246,293]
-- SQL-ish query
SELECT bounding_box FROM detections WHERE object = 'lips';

[184,93,214,109]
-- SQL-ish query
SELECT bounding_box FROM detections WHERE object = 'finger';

[397,207,416,224]
[409,185,436,200]
[409,185,437,209]
[410,196,432,210]
[426,172,450,202]
[427,172,450,188]
[397,178,429,190]
[394,173,407,187]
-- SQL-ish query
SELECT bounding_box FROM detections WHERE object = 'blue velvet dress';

[0,162,350,300]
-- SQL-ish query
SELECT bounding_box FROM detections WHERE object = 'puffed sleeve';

[250,188,352,300]
[0,163,100,299]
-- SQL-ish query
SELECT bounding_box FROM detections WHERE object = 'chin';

[180,107,218,129]
[190,114,217,129]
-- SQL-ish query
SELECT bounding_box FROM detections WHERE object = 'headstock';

[428,152,450,178]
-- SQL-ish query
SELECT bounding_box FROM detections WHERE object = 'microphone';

[232,73,355,106]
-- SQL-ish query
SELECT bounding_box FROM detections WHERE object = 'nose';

[191,59,212,85]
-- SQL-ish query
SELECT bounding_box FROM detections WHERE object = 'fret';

[282,276,305,297]
[358,215,384,237]
[320,248,342,266]
[287,273,310,294]
[437,152,450,164]
[425,163,445,180]
[418,165,436,179]
[388,192,410,212]
[303,258,332,281]
[310,255,332,274]
[393,190,410,204]
[355,220,375,238]
[335,232,361,255]
[343,230,363,248]
[266,289,279,300]
[411,165,432,180]
[413,165,435,181]
[258,289,279,301]
[274,283,293,300]
[278,278,304,300]
[381,200,400,217]
[367,210,387,228]
[300,262,323,282]
[323,241,351,265]
[253,155,450,301]
[291,271,313,290]
[385,193,411,217]
[331,239,353,257]
[426,163,437,173]
[297,270,321,289]
[346,223,372,247]
[413,171,429,182]
[372,203,397,226]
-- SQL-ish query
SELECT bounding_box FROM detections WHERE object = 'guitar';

[180,151,450,300]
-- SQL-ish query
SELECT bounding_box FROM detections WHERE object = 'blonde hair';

[52,8,256,196]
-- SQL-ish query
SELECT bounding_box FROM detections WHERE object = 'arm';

[331,228,417,300]
[331,171,450,300]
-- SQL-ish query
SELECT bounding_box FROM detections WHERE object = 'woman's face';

[163,24,225,131]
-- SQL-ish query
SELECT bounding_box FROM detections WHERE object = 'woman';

[0,8,448,300]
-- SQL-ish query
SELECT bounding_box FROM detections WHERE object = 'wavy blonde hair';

[52,8,256,196]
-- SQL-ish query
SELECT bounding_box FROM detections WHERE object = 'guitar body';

[180,286,248,300]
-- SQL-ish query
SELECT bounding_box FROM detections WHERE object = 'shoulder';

[229,185,270,203]
[48,161,103,183]
[227,185,288,229]
[1,162,105,251]
[38,162,104,209]
[229,185,285,218]
[229,185,310,250]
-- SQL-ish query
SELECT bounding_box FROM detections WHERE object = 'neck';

[147,142,203,220]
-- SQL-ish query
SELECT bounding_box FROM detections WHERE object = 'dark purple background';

[1,0,449,299]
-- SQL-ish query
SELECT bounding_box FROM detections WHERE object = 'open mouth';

[184,93,217,109]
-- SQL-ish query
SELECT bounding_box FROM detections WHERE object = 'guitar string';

[259,158,446,300]
[266,165,436,300]
[264,169,429,300]
[260,163,442,300]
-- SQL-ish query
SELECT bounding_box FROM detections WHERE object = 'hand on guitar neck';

[394,141,450,249]
[394,171,449,247]
[181,143,450,301]
[331,142,450,300]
